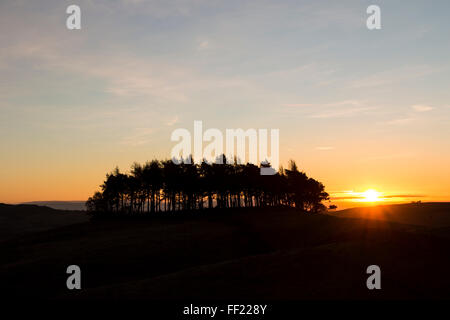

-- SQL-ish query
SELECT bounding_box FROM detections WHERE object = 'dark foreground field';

[0,203,450,300]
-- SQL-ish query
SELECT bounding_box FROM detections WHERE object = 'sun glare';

[362,189,381,202]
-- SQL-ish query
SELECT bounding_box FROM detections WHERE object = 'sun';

[362,189,381,202]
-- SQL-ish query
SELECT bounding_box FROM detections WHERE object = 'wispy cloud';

[361,153,415,161]
[330,193,424,200]
[315,146,335,151]
[197,39,210,50]
[283,103,315,108]
[378,104,434,126]
[309,107,374,119]
[382,117,415,126]
[0,38,193,102]
[120,128,156,147]
[166,115,180,126]
[310,100,376,118]
[411,104,433,112]
[283,100,377,119]
[330,190,425,201]
[350,65,437,89]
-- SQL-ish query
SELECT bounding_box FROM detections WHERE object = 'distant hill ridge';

[0,203,88,241]
[19,201,86,211]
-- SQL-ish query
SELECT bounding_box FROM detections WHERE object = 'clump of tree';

[86,156,329,216]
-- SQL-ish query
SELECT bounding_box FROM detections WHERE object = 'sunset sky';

[1,0,449,207]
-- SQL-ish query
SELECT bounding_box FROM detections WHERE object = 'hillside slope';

[1,206,449,300]
[330,202,450,227]
[0,203,88,241]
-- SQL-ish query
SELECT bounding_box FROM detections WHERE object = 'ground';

[0,203,449,299]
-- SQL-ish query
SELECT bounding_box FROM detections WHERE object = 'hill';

[330,202,450,228]
[0,203,88,241]
[20,201,86,211]
[0,204,449,300]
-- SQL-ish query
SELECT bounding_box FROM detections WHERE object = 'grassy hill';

[1,203,449,300]
[330,202,450,227]
[0,203,88,241]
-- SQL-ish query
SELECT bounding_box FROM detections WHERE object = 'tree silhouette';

[86,156,329,216]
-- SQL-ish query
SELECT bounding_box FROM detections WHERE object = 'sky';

[0,0,449,207]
